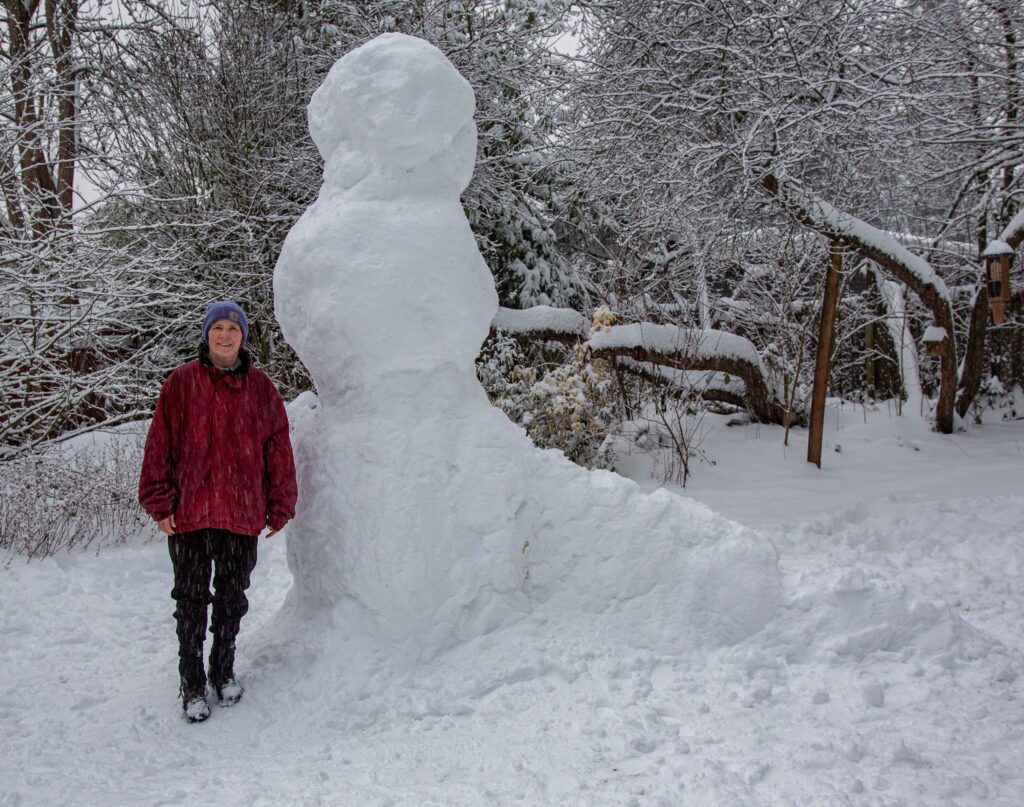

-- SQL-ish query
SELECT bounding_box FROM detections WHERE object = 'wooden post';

[808,242,843,468]
[865,320,876,400]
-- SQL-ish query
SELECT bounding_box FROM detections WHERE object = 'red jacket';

[139,351,297,536]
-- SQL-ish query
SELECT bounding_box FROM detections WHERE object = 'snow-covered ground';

[3,32,1023,807]
[2,402,1022,807]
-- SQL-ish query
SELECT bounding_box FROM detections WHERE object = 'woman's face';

[207,319,243,368]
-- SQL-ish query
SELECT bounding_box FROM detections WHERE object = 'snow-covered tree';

[563,0,1022,431]
[2,0,585,453]
[88,0,319,392]
[0,0,171,454]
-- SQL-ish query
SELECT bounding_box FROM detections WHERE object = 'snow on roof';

[981,240,1014,258]
[589,323,762,366]
[922,326,948,343]
[805,196,951,303]
[492,306,589,337]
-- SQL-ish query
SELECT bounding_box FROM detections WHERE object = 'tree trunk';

[956,285,990,419]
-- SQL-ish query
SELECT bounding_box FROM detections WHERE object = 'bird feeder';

[981,240,1015,325]
[922,325,947,358]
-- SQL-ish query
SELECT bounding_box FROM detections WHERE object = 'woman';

[139,301,297,723]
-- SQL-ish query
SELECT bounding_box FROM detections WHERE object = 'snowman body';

[274,34,781,655]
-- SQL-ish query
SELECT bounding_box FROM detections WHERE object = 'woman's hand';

[158,515,176,535]
[265,521,288,539]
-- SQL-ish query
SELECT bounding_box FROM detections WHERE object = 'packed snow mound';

[273,33,782,659]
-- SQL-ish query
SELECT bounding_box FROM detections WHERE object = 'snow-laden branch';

[614,360,748,410]
[490,305,589,343]
[490,307,789,425]
[589,324,786,425]
[588,323,762,366]
[763,174,952,307]
[998,209,1024,251]
[762,172,959,433]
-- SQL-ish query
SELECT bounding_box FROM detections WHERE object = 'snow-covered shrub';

[478,314,618,469]
[647,389,712,488]
[0,436,151,563]
[968,376,1022,424]
[476,331,534,426]
[609,379,715,488]
[521,345,617,469]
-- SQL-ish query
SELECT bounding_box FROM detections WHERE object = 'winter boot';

[209,618,242,707]
[212,677,244,707]
[179,650,209,723]
[181,685,210,723]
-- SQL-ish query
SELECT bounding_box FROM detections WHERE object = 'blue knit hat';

[202,301,249,345]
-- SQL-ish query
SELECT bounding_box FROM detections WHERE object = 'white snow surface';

[492,305,590,337]
[590,323,763,367]
[3,33,1023,807]
[922,325,948,343]
[3,409,1024,805]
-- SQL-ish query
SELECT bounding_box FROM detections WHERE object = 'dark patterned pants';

[168,529,258,689]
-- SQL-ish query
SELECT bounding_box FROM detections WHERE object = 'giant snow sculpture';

[273,33,781,656]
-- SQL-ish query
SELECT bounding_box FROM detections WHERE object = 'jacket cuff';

[267,514,289,532]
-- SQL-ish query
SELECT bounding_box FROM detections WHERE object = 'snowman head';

[309,33,477,196]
